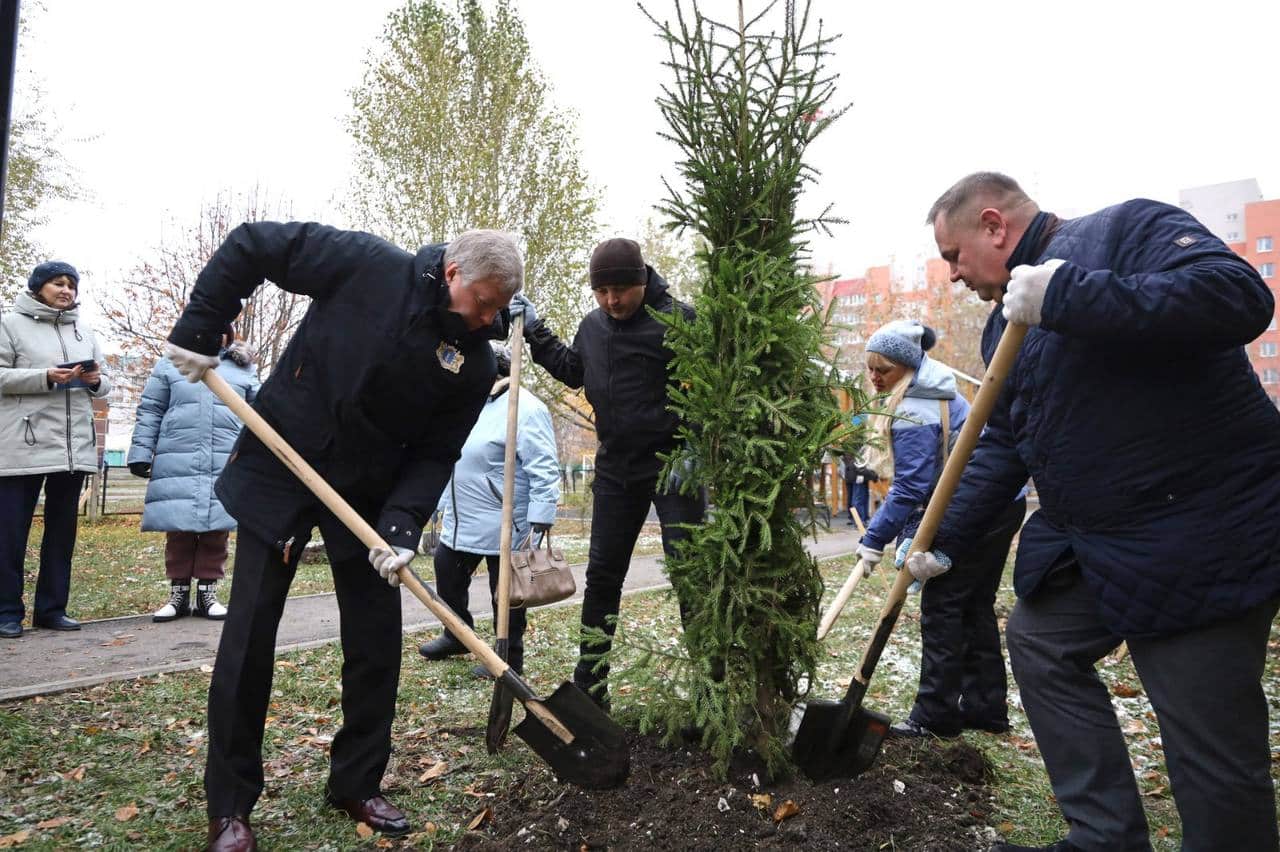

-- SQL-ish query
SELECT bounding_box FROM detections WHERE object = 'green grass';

[19,516,665,622]
[1,550,1275,849]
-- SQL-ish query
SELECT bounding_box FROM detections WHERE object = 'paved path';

[0,529,859,702]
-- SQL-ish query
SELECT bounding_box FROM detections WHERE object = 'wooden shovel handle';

[816,558,867,640]
[849,503,867,536]
[495,314,524,641]
[201,370,527,695]
[852,322,1028,687]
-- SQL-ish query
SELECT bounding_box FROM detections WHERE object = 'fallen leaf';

[356,823,374,839]
[1157,826,1170,838]
[998,821,1015,835]
[137,742,151,756]
[34,817,70,830]
[1143,785,1168,798]
[1111,683,1141,698]
[424,821,438,835]
[419,761,448,783]
[376,839,393,848]
[467,807,492,830]
[749,793,772,811]
[275,660,298,669]
[199,665,214,674]
[114,804,139,822]
[62,766,86,782]
[126,831,143,841]
[0,829,32,848]
[773,799,800,822]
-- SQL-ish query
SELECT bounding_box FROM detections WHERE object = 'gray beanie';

[865,320,937,370]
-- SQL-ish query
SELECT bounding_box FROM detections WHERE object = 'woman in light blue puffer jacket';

[127,329,258,623]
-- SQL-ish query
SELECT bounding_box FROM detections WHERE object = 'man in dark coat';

[910,173,1280,852]
[508,238,704,710]
[164,223,523,852]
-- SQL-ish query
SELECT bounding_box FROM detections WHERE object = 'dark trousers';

[845,479,869,525]
[1007,562,1279,852]
[204,520,403,818]
[909,497,1024,734]
[164,530,229,581]
[575,480,706,684]
[433,542,527,668]
[0,472,85,624]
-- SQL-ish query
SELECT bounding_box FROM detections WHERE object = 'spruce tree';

[623,0,851,776]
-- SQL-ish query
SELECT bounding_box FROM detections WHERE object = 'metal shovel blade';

[512,681,630,789]
[485,638,515,754]
[792,698,891,781]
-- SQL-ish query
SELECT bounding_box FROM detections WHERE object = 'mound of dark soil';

[455,731,999,850]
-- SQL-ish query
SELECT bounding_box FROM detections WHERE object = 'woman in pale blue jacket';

[417,342,560,675]
[127,329,259,623]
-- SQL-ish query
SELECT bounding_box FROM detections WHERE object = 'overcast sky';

[19,0,1280,321]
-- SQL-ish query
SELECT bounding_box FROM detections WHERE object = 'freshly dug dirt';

[454,730,1000,850]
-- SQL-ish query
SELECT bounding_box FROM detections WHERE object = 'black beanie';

[589,238,645,288]
[28,261,79,293]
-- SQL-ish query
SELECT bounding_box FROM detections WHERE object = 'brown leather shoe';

[207,816,256,852]
[326,793,410,836]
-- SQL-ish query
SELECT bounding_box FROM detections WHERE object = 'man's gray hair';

[444,229,524,296]
[926,172,1034,226]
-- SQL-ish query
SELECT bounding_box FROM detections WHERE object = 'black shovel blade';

[485,639,514,755]
[512,681,630,789]
[792,698,891,781]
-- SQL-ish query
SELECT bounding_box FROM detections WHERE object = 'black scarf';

[1006,210,1061,272]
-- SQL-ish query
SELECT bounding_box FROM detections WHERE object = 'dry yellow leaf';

[114,804,139,822]
[355,823,374,839]
[0,829,32,848]
[418,761,448,783]
[749,793,773,811]
[467,807,492,831]
[772,799,800,822]
[34,817,69,830]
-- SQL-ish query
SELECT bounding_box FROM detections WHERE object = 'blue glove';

[510,292,539,326]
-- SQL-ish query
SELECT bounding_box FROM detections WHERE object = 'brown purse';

[509,529,576,609]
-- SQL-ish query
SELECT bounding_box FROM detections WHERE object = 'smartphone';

[57,359,97,372]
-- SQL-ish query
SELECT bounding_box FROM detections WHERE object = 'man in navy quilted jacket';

[912,172,1280,852]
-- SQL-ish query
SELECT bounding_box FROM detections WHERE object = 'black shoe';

[990,840,1078,851]
[418,633,467,661]
[888,718,958,738]
[0,621,21,638]
[193,581,228,620]
[152,583,190,623]
[964,718,1010,734]
[34,615,80,631]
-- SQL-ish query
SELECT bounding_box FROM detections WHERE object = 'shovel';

[793,321,1028,781]
[202,365,629,790]
[816,505,869,640]
[485,314,523,754]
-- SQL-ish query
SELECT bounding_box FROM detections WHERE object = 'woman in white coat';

[0,262,112,637]
[417,342,560,676]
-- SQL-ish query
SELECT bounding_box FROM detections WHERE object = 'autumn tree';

[344,0,600,420]
[0,5,77,303]
[99,188,308,401]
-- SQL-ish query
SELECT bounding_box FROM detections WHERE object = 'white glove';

[905,549,952,582]
[1002,259,1065,326]
[856,543,884,577]
[509,292,538,326]
[368,545,415,588]
[165,342,220,383]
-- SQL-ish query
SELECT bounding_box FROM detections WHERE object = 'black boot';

[193,581,228,620]
[152,582,190,623]
[418,633,467,661]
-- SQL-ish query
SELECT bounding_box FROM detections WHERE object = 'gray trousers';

[1006,563,1278,852]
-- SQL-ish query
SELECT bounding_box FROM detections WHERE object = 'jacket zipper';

[53,316,73,471]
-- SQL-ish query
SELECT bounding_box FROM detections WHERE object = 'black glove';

[128,462,152,479]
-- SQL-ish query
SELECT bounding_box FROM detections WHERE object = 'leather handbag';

[509,530,575,609]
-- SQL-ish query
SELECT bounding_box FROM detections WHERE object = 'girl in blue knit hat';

[856,319,1024,738]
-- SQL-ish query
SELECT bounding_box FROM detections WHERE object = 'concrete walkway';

[0,529,860,702]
